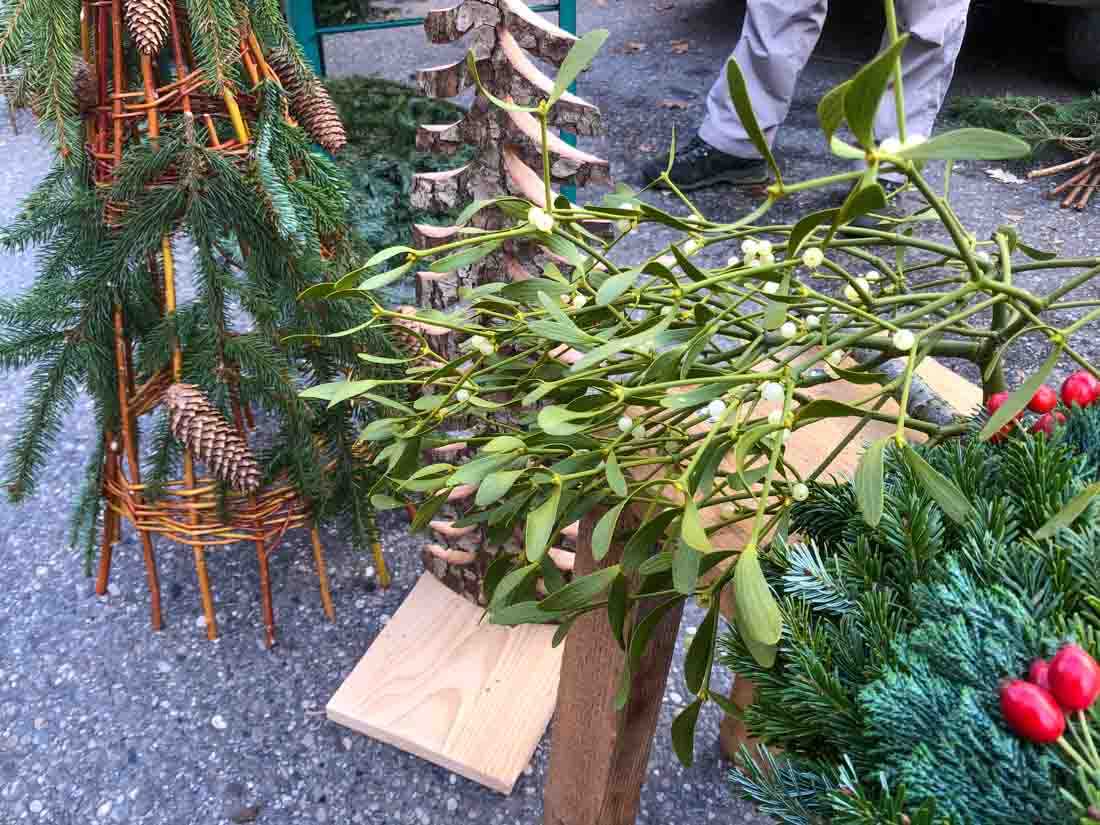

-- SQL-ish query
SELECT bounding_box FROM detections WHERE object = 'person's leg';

[699,0,829,158]
[873,0,970,140]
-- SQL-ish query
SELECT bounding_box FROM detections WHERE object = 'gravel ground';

[2,1,1099,823]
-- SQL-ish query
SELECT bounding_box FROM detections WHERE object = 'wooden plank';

[326,573,563,794]
[543,509,685,825]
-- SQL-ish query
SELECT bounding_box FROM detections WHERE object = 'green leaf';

[525,485,562,562]
[540,552,567,594]
[364,245,415,268]
[491,600,559,626]
[836,181,887,228]
[898,128,1031,161]
[637,552,673,575]
[605,451,627,497]
[788,207,840,255]
[830,364,890,385]
[501,277,573,304]
[539,565,621,613]
[672,540,702,595]
[430,240,503,273]
[551,615,577,647]
[300,379,380,405]
[725,57,781,186]
[763,272,791,331]
[1034,482,1100,541]
[680,496,712,553]
[901,444,974,525]
[370,494,404,510]
[685,603,718,694]
[843,36,909,149]
[671,699,703,767]
[538,404,606,436]
[614,666,633,711]
[607,573,629,649]
[622,509,677,571]
[549,29,610,104]
[659,383,728,409]
[733,547,782,646]
[476,469,526,507]
[1019,241,1057,261]
[489,563,540,610]
[596,268,641,306]
[483,554,516,605]
[410,491,449,532]
[794,398,867,425]
[980,347,1060,441]
[359,260,414,291]
[817,79,851,142]
[483,435,525,454]
[569,315,673,373]
[628,597,682,670]
[592,501,627,561]
[449,455,512,487]
[855,437,889,527]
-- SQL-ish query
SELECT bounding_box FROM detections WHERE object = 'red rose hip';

[1028,385,1058,414]
[1048,644,1100,711]
[1062,371,1100,409]
[1000,679,1065,742]
[1028,658,1052,691]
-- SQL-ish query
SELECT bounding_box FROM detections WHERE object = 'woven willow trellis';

[72,0,356,646]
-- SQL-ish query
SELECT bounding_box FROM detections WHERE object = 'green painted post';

[558,0,578,202]
[287,0,325,75]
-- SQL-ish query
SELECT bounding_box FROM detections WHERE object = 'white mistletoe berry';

[617,415,634,433]
[880,136,903,154]
[759,251,776,266]
[741,238,760,257]
[572,294,588,309]
[826,350,845,366]
[757,239,773,256]
[806,314,821,329]
[892,329,916,352]
[657,254,676,267]
[456,389,471,402]
[802,247,824,269]
[683,238,702,255]
[763,281,779,295]
[767,409,783,426]
[792,482,810,502]
[780,321,798,339]
[528,206,555,233]
[761,381,784,403]
[902,133,928,150]
[726,255,740,268]
[707,399,727,420]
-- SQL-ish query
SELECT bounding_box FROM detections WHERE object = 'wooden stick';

[109,0,123,164]
[311,524,336,621]
[113,305,163,629]
[1028,151,1096,180]
[94,438,119,595]
[1075,168,1100,211]
[256,539,276,647]
[543,508,684,825]
[1050,166,1093,198]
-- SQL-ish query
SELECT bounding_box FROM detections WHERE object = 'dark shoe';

[640,136,769,191]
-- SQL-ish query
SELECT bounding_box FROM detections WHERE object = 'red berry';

[999,679,1065,743]
[987,391,1010,414]
[1030,411,1066,438]
[1062,371,1100,409]
[1028,659,1051,690]
[1048,644,1100,711]
[1028,385,1058,414]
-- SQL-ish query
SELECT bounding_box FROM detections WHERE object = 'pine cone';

[125,0,171,55]
[266,47,347,153]
[73,57,97,113]
[163,383,262,493]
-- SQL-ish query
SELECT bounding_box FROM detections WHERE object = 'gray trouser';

[698,0,970,157]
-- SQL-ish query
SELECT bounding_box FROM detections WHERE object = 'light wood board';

[326,573,563,794]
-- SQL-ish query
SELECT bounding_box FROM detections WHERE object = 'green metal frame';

[285,0,581,194]
[286,0,576,78]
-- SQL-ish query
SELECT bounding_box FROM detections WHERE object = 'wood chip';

[658,99,691,110]
[623,41,647,53]
[670,39,690,54]
[229,806,261,824]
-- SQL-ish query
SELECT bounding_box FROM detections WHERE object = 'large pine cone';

[73,58,97,112]
[266,47,347,154]
[125,0,171,55]
[163,383,262,493]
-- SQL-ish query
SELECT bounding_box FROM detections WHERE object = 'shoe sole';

[650,171,770,192]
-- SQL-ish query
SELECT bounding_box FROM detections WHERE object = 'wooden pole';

[543,509,684,825]
[311,524,336,621]
[113,304,163,629]
[256,539,276,647]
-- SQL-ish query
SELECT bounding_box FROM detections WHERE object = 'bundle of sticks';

[1028,151,1100,210]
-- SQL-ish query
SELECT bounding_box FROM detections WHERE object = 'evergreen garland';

[0,0,400,561]
[724,411,1100,824]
